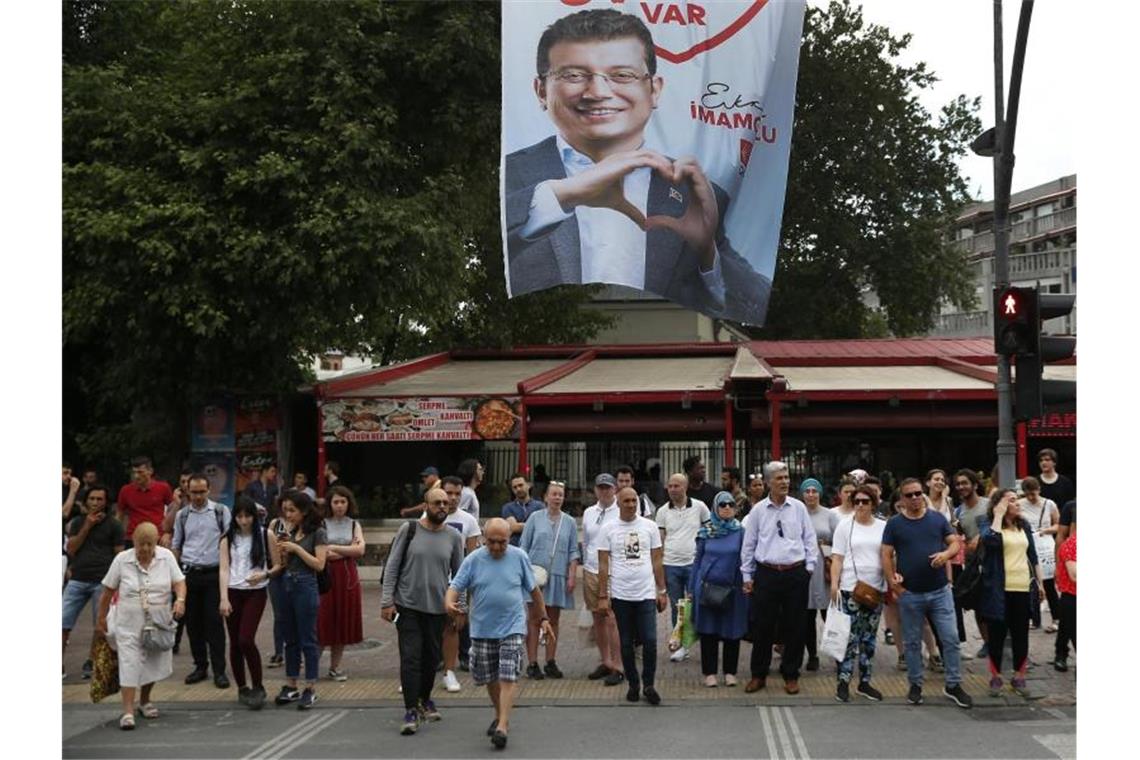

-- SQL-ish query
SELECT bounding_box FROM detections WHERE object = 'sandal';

[119,713,136,730]
[138,703,159,719]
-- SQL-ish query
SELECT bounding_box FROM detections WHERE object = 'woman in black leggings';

[978,489,1043,699]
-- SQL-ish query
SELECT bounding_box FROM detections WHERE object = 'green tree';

[63,0,609,463]
[758,0,981,338]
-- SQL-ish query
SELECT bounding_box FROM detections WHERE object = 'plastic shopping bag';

[819,595,851,662]
[576,604,596,647]
[677,597,698,649]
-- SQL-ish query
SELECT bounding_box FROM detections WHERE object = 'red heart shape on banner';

[648,0,769,64]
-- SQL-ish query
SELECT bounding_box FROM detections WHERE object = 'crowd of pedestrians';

[63,449,1075,750]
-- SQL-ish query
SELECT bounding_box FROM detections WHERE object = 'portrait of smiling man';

[503,8,772,324]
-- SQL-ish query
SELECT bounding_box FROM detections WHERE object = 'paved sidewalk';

[63,579,1075,708]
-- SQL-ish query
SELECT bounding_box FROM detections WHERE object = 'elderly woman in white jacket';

[97,522,186,729]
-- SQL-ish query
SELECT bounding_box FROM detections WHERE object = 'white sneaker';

[443,670,461,692]
[670,646,688,663]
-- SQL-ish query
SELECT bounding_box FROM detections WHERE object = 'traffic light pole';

[990,0,1034,488]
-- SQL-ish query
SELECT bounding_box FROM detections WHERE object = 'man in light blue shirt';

[739,461,817,695]
[172,474,232,688]
[447,519,554,750]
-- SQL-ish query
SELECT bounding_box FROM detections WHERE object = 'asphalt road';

[62,702,1076,759]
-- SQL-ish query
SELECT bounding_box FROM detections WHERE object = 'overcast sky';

[842,0,1075,201]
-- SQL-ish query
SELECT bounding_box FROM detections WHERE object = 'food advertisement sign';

[322,397,522,442]
[235,398,280,451]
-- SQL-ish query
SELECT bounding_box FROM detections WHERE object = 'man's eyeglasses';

[543,68,652,87]
[776,520,784,538]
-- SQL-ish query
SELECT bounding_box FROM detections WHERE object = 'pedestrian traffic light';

[1009,290,1077,420]
[993,286,1035,356]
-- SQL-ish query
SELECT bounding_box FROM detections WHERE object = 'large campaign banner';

[501,0,805,326]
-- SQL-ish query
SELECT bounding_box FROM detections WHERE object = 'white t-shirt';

[598,516,662,601]
[459,486,480,517]
[831,515,887,592]
[227,532,269,590]
[655,499,711,566]
[581,501,621,573]
[441,509,482,545]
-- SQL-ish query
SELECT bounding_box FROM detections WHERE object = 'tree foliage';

[63,0,609,461]
[63,0,981,462]
[759,0,981,338]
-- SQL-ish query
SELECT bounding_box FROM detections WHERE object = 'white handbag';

[819,594,852,662]
[530,513,562,590]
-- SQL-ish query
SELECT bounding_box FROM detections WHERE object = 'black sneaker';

[603,671,625,687]
[906,684,924,705]
[267,654,284,669]
[626,685,639,703]
[275,685,300,705]
[544,660,564,679]
[250,686,267,710]
[81,659,93,680]
[805,655,820,671]
[642,686,661,705]
[856,682,883,702]
[184,668,209,685]
[943,683,973,709]
[836,681,850,702]
[238,686,253,706]
[298,688,317,710]
[1053,658,1069,672]
[526,662,545,680]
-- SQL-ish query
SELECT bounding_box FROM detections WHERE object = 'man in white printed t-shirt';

[580,473,624,685]
[655,473,711,662]
[597,487,668,706]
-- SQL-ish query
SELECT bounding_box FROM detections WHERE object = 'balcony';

[953,207,1076,256]
[932,310,990,337]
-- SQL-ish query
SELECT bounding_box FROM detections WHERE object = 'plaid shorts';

[469,634,525,686]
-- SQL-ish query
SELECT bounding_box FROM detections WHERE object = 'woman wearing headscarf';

[687,491,749,687]
[979,488,1043,698]
[96,523,186,729]
[801,478,840,671]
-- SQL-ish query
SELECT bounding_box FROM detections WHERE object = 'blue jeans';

[612,599,658,689]
[282,572,321,682]
[664,564,691,628]
[62,580,103,630]
[897,585,961,688]
[268,575,288,658]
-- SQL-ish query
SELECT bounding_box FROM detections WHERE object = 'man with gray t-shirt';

[381,488,465,735]
[952,469,989,658]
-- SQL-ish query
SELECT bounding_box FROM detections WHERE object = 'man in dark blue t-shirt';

[881,477,973,710]
[500,473,544,547]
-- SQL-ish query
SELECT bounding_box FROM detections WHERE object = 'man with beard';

[381,488,465,736]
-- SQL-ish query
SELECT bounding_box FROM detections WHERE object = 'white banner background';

[501,0,805,325]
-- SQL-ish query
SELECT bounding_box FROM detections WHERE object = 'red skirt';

[317,557,363,646]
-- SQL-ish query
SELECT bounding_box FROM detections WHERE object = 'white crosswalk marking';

[757,707,811,759]
[1033,733,1076,760]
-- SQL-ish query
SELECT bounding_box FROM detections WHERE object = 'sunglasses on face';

[853,498,873,505]
[903,491,924,499]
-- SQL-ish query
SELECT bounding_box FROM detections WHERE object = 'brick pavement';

[63,575,1075,708]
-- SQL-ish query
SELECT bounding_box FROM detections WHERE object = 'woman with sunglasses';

[978,488,1043,698]
[829,485,886,702]
[800,478,839,672]
[519,480,579,680]
[687,491,749,687]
